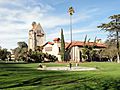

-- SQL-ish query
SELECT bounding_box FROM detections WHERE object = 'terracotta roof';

[43,42,54,47]
[65,41,106,49]
[47,42,54,45]
[53,38,60,41]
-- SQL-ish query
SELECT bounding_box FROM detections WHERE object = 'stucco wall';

[69,46,80,62]
[43,42,61,61]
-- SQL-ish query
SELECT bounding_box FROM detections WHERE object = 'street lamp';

[68,7,75,43]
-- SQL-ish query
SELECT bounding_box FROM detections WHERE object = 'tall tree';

[0,48,10,61]
[101,39,117,62]
[82,36,100,62]
[60,29,65,61]
[13,41,28,61]
[84,35,87,46]
[17,42,28,48]
[93,36,97,47]
[98,14,120,63]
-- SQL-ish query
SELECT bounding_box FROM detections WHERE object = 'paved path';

[37,66,97,71]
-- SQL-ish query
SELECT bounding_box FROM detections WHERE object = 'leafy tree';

[60,29,65,61]
[28,51,44,63]
[101,39,117,62]
[13,41,28,61]
[13,47,21,60]
[82,36,100,62]
[35,46,43,52]
[27,51,58,63]
[19,47,28,61]
[17,42,28,48]
[7,51,11,61]
[0,48,10,61]
[98,14,120,63]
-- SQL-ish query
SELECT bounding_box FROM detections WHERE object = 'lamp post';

[68,7,75,43]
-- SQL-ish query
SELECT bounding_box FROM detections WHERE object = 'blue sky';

[0,0,120,49]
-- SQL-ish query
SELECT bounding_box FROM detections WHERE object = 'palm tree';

[68,7,75,43]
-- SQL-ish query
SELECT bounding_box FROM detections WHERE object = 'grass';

[0,62,120,90]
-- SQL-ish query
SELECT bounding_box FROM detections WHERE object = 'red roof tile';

[65,41,106,49]
[47,42,54,45]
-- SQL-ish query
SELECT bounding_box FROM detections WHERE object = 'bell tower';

[28,22,45,51]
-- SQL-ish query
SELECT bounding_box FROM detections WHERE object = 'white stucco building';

[43,38,61,62]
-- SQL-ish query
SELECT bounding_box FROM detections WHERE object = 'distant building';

[43,40,106,62]
[65,41,106,62]
[28,22,106,62]
[28,22,45,51]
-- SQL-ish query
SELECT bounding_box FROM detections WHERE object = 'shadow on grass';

[1,77,43,89]
[0,63,120,90]
[0,63,72,89]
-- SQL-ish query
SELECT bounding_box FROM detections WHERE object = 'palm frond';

[68,7,75,15]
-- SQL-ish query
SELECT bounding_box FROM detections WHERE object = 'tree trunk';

[116,31,120,63]
[117,53,120,63]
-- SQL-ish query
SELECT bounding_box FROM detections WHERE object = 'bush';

[27,52,58,63]
[28,52,44,63]
[44,53,58,62]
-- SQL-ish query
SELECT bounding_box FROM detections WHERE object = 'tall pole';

[68,7,75,61]
[70,14,72,43]
[68,7,74,43]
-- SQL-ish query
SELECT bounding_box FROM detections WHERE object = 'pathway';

[37,66,97,71]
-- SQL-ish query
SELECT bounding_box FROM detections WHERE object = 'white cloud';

[0,0,45,49]
[46,26,97,42]
[0,0,101,49]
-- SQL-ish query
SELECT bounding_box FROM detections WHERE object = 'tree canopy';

[17,42,28,48]
[0,47,10,61]
[98,14,120,63]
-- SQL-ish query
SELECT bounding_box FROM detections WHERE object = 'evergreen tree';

[83,35,87,46]
[61,29,65,61]
[98,14,120,63]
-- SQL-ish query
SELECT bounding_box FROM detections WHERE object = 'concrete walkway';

[37,66,97,71]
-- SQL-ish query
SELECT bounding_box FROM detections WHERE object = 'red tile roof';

[47,42,54,45]
[43,42,54,47]
[65,41,106,49]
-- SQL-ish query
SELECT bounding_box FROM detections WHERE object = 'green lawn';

[0,62,120,90]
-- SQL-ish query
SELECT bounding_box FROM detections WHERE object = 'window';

[45,47,52,51]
